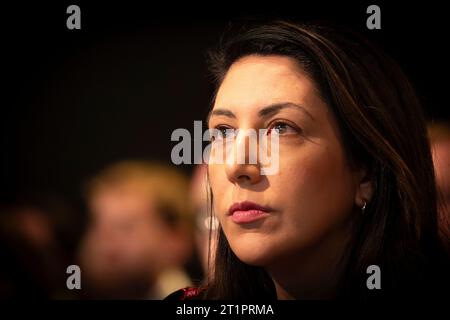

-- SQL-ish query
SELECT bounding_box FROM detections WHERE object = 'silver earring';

[361,200,367,213]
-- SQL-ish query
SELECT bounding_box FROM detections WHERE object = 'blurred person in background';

[428,121,450,243]
[78,160,199,299]
[0,195,81,299]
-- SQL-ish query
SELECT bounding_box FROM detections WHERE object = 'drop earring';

[361,200,367,214]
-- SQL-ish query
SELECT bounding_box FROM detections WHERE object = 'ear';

[354,166,374,208]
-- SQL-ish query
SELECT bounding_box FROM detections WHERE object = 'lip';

[228,201,273,224]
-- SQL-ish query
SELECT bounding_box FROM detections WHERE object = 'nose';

[225,131,262,185]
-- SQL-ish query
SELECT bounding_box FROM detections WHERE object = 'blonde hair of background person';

[79,160,196,299]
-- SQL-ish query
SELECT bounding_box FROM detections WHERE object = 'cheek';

[275,143,356,237]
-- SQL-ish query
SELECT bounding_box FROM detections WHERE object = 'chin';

[228,235,278,267]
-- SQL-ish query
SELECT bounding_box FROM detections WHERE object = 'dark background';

[2,1,448,213]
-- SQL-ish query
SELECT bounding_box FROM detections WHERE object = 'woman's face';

[207,55,363,267]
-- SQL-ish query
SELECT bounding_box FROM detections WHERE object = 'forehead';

[90,185,155,220]
[214,55,317,112]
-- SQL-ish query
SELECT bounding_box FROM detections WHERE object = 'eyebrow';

[207,102,314,123]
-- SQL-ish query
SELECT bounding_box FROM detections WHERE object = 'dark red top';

[164,287,205,300]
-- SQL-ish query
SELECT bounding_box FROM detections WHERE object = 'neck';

[267,217,354,300]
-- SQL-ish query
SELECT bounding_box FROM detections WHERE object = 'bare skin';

[207,55,373,299]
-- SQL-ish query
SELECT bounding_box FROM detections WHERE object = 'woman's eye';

[213,126,236,140]
[268,122,298,135]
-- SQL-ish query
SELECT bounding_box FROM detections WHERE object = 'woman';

[167,20,449,300]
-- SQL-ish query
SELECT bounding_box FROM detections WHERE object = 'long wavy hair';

[201,20,449,300]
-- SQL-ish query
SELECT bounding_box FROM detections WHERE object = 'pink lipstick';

[228,201,273,224]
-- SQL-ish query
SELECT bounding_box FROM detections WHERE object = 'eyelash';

[267,121,301,135]
[211,121,301,139]
[212,125,235,139]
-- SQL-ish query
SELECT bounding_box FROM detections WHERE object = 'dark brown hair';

[202,20,449,300]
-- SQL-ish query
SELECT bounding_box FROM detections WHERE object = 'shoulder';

[163,287,205,300]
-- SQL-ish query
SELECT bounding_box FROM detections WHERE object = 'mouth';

[228,201,273,224]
